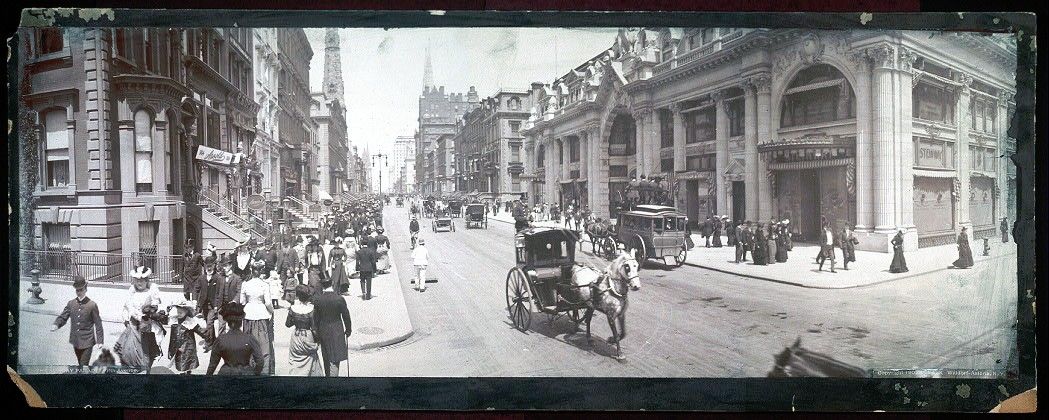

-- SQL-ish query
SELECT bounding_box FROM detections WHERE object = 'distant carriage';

[615,205,689,270]
[464,203,488,229]
[431,208,455,233]
[447,200,464,219]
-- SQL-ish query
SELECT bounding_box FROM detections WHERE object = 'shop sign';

[195,145,235,166]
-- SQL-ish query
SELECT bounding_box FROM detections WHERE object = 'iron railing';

[21,249,185,285]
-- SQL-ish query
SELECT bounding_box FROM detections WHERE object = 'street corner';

[346,253,415,351]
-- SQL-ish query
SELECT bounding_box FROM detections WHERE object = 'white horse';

[568,249,641,361]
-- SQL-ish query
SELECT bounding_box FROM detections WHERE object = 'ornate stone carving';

[997,90,1014,105]
[669,102,682,113]
[926,123,942,139]
[767,168,777,198]
[710,89,729,104]
[898,47,918,72]
[865,43,895,69]
[749,73,772,94]
[956,73,974,88]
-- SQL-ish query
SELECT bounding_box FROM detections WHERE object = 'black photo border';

[3,8,1040,412]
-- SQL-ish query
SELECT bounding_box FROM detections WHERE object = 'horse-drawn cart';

[616,205,689,270]
[432,209,455,232]
[464,203,488,229]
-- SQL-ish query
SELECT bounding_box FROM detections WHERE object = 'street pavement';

[344,206,1018,377]
[14,206,1018,377]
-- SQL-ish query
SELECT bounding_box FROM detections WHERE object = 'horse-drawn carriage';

[432,208,455,232]
[464,203,488,229]
[615,205,689,270]
[505,227,641,360]
[422,198,436,218]
[447,200,463,219]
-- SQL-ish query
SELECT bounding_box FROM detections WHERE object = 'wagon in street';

[615,205,688,270]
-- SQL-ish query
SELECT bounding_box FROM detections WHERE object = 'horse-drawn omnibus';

[615,205,689,270]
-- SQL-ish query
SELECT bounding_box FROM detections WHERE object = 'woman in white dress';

[114,266,166,372]
[240,256,275,375]
[343,229,359,283]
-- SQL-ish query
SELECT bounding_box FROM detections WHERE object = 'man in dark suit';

[182,239,204,300]
[51,276,104,366]
[741,221,754,262]
[313,277,352,376]
[196,255,237,352]
[355,237,379,300]
[702,216,713,247]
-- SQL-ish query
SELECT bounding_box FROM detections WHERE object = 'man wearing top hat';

[182,239,204,301]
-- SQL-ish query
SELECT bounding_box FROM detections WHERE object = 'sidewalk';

[344,253,415,351]
[487,213,1018,289]
[678,234,1017,289]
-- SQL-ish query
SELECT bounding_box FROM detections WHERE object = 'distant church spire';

[323,28,345,104]
[423,46,434,90]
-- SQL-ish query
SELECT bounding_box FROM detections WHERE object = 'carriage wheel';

[675,245,688,268]
[505,268,533,331]
[603,238,618,260]
[632,233,648,270]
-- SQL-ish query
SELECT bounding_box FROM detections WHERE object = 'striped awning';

[768,157,852,171]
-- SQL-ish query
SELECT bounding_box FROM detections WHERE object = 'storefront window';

[685,107,715,143]
[913,82,956,124]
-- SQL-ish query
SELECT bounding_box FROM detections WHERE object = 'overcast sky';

[305,27,617,186]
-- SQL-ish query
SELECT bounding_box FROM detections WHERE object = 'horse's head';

[612,249,641,291]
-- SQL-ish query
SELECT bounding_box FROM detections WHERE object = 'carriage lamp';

[26,265,46,305]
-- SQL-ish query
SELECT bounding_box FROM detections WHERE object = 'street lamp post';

[372,153,389,195]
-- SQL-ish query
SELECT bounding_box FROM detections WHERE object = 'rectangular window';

[509,121,521,134]
[660,109,674,147]
[685,107,715,144]
[139,221,160,272]
[114,28,129,59]
[971,97,997,134]
[569,139,580,162]
[686,153,716,172]
[728,98,745,137]
[661,158,674,173]
[43,223,71,251]
[913,83,956,124]
[43,109,70,187]
[609,165,628,178]
[512,176,521,193]
[38,28,64,55]
[135,110,154,193]
[143,29,154,72]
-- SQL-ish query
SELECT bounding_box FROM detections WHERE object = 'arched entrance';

[765,63,857,241]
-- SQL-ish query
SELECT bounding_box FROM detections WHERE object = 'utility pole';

[372,153,389,194]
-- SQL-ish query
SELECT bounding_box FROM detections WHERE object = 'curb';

[681,251,1017,290]
[345,240,415,351]
[24,276,184,293]
[349,329,415,351]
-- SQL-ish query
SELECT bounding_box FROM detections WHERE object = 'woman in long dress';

[285,285,323,376]
[343,230,359,284]
[752,225,768,266]
[775,223,789,263]
[889,230,909,273]
[241,257,275,375]
[839,227,858,270]
[952,226,975,269]
[206,302,265,375]
[328,238,349,295]
[766,223,778,265]
[304,238,327,293]
[114,266,166,372]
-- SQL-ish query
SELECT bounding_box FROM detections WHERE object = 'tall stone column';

[671,103,686,172]
[712,90,730,216]
[956,73,974,230]
[742,82,758,221]
[579,132,589,189]
[849,49,874,231]
[589,123,610,219]
[753,73,773,221]
[646,109,660,175]
[898,48,918,231]
[868,44,898,233]
[632,109,649,176]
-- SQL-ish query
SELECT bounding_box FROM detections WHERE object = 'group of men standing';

[624,174,672,209]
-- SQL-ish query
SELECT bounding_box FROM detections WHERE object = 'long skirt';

[767,240,777,264]
[376,249,391,272]
[953,242,974,268]
[712,231,723,247]
[752,243,768,265]
[889,248,908,273]
[244,318,275,375]
[344,253,358,278]
[288,329,323,377]
[329,261,349,294]
[307,267,325,293]
[775,239,789,262]
[114,324,159,370]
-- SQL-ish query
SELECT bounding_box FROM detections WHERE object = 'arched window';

[608,113,637,156]
[134,109,154,193]
[43,108,70,187]
[536,145,545,168]
[780,64,855,128]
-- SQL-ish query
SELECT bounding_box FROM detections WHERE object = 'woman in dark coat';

[889,230,908,273]
[327,238,349,294]
[304,238,327,293]
[712,217,723,248]
[775,224,789,263]
[726,220,737,246]
[952,226,974,269]
[206,302,265,375]
[766,223,777,265]
[752,224,768,265]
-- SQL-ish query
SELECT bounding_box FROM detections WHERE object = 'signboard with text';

[195,145,235,166]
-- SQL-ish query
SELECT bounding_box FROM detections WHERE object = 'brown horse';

[569,250,641,361]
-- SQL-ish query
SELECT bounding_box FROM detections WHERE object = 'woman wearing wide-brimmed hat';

[304,236,327,294]
[114,266,166,372]
[328,237,349,295]
[166,298,206,374]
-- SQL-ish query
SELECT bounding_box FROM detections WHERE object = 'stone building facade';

[253,28,282,207]
[276,29,317,203]
[389,135,415,194]
[453,90,533,202]
[523,28,1015,252]
[415,48,480,194]
[19,27,259,278]
[311,28,350,203]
